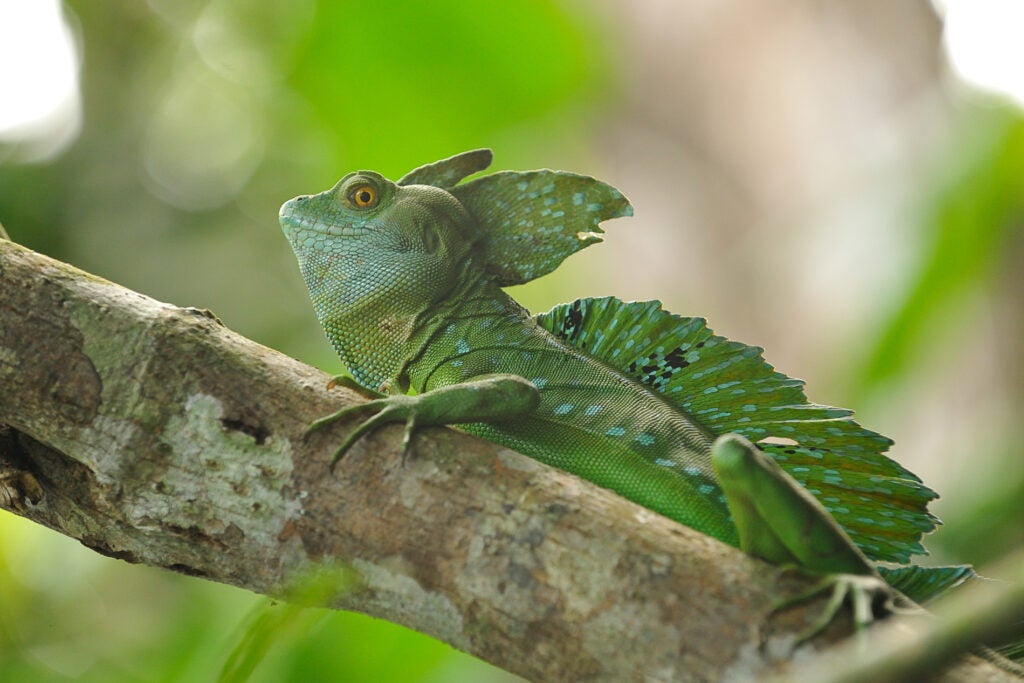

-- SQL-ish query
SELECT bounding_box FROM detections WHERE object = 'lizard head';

[279,150,632,387]
[280,150,633,313]
[279,170,477,321]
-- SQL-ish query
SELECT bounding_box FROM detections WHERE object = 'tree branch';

[0,239,1014,682]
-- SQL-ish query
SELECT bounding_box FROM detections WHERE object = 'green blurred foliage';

[849,104,1024,570]
[855,108,1024,396]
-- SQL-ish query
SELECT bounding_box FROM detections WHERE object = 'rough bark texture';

[0,239,1015,682]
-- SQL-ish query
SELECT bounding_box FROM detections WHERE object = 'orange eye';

[350,184,377,208]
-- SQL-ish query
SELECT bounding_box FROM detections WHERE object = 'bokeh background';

[1,1,1021,681]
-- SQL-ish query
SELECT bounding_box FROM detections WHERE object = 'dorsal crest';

[399,150,633,286]
[536,296,938,564]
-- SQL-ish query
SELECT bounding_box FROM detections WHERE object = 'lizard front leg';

[308,374,541,466]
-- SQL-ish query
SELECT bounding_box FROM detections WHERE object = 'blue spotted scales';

[279,149,974,624]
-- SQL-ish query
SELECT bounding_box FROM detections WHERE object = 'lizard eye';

[349,184,378,209]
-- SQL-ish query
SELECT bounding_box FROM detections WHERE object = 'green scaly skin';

[279,149,973,633]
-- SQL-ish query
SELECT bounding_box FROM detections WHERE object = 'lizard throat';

[311,260,491,392]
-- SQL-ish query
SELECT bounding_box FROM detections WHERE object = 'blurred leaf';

[849,103,1024,575]
[854,106,1024,394]
[218,565,359,683]
[939,464,1024,567]
[288,0,609,173]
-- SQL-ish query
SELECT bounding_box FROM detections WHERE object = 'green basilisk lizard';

[279,149,974,632]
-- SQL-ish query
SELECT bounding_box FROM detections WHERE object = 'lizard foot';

[307,375,540,470]
[307,395,420,468]
[774,570,916,647]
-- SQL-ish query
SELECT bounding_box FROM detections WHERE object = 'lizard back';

[404,282,739,544]
[404,284,937,563]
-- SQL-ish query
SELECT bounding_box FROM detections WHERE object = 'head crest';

[397,149,494,188]
[400,150,632,286]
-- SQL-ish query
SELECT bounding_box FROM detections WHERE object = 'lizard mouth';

[279,197,371,239]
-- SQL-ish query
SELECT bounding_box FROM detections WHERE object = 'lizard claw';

[399,413,417,467]
[326,375,386,399]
